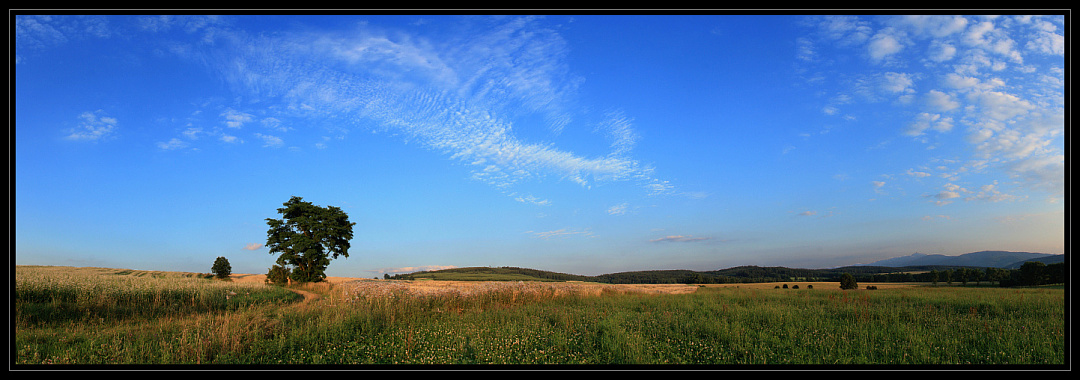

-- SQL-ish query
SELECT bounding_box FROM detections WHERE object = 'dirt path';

[286,287,321,304]
[230,273,327,304]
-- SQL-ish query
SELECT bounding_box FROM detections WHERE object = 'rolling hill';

[390,250,1063,285]
[857,251,1061,268]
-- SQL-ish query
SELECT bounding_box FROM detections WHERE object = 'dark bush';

[265,265,291,286]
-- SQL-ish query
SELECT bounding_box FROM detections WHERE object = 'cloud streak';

[174,16,670,199]
[528,228,594,240]
[650,235,711,243]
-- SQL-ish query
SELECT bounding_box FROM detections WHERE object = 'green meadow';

[14,265,1065,367]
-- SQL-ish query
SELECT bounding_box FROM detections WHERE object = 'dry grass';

[229,272,700,296]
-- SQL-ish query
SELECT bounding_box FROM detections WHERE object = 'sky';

[14,13,1067,278]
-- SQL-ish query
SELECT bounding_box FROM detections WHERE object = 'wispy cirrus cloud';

[606,203,629,216]
[527,228,594,240]
[172,16,672,199]
[650,235,710,243]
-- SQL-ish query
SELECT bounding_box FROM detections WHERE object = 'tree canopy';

[839,273,858,290]
[211,256,232,279]
[265,196,355,283]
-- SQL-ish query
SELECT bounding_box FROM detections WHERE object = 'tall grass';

[16,266,301,326]
[15,267,1065,366]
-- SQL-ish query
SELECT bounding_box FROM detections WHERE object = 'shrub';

[839,273,858,290]
[266,265,291,286]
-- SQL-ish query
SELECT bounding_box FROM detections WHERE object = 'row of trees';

[591,263,1064,287]
[876,262,1063,287]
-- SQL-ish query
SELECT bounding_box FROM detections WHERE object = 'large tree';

[265,196,356,283]
[211,256,232,279]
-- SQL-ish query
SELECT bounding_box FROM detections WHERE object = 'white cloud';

[880,72,915,94]
[255,133,284,148]
[892,15,968,38]
[1027,30,1064,55]
[867,28,905,62]
[607,203,629,216]
[803,15,1063,202]
[962,20,996,48]
[16,15,114,59]
[157,138,187,150]
[965,181,1020,203]
[65,110,118,141]
[261,117,289,132]
[181,127,203,140]
[904,112,953,136]
[924,90,960,112]
[905,169,931,178]
[970,90,1034,121]
[926,40,957,62]
[243,243,264,250]
[814,15,872,46]
[221,108,254,128]
[514,194,551,206]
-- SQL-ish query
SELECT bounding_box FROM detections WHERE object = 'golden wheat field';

[231,272,703,296]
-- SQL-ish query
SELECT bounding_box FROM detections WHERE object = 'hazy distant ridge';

[394,250,1063,284]
[857,251,1061,269]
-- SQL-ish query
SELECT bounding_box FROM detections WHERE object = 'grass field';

[14,265,1066,367]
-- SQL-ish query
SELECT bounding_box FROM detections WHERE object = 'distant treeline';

[389,261,1064,287]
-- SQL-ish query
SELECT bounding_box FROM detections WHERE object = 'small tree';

[211,256,232,279]
[839,273,858,290]
[265,264,291,286]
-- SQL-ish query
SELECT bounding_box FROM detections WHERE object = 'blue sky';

[14,14,1066,277]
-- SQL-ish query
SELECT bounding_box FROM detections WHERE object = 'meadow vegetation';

[14,265,1065,367]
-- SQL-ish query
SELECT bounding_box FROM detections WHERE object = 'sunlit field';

[14,266,1065,367]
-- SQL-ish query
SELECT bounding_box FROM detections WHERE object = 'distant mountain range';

[856,250,1063,269]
